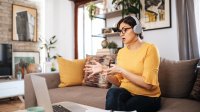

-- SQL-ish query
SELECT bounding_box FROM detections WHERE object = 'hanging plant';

[86,2,97,20]
[112,0,142,18]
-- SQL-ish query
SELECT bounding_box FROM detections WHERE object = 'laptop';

[31,75,75,112]
[31,75,135,112]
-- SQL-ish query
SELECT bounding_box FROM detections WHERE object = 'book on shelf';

[96,49,111,55]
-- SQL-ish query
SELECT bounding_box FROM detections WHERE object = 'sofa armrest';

[24,72,60,108]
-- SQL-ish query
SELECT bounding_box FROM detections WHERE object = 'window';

[78,4,105,59]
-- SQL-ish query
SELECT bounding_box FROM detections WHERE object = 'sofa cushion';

[57,57,86,87]
[48,86,108,109]
[158,58,199,98]
[190,67,200,101]
[158,97,200,112]
[82,55,116,88]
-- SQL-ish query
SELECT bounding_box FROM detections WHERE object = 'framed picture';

[12,4,37,42]
[140,0,171,31]
[13,52,40,78]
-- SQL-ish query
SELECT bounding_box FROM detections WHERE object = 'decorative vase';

[27,64,42,73]
[101,39,108,48]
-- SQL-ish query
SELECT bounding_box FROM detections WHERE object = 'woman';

[84,16,161,112]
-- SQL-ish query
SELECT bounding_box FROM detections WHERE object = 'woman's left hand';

[106,64,123,75]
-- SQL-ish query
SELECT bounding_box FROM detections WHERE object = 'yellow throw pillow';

[57,57,86,87]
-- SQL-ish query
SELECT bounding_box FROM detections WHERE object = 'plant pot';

[109,48,116,54]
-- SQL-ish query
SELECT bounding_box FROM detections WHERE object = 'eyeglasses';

[118,27,132,34]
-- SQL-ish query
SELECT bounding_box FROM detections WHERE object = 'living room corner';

[0,0,200,112]
[0,0,75,111]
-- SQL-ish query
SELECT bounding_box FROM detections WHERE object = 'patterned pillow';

[190,68,200,101]
[82,55,116,88]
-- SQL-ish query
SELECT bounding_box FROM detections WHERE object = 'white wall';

[45,0,75,59]
[107,0,179,60]
[143,0,179,60]
[45,0,179,61]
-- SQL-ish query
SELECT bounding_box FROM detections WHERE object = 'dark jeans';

[106,88,161,112]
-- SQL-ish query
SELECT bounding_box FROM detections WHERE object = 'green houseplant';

[86,2,97,20]
[108,41,118,49]
[39,35,57,62]
[112,0,142,18]
[108,41,118,54]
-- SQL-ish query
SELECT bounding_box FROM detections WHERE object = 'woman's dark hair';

[117,16,144,39]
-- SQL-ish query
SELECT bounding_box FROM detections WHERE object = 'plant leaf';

[112,0,117,4]
[128,6,139,14]
[39,38,43,42]
[52,35,56,39]
[49,47,55,49]
[50,40,57,44]
[139,2,142,10]
[124,9,129,15]
[118,1,123,5]
[45,44,48,50]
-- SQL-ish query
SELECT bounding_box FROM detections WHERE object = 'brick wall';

[0,0,40,52]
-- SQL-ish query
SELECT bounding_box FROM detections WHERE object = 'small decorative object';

[101,39,109,48]
[102,28,112,33]
[108,41,118,54]
[112,0,142,18]
[112,23,118,32]
[51,62,56,71]
[111,27,118,32]
[12,4,37,42]
[39,35,57,62]
[17,71,22,80]
[86,2,97,20]
[27,63,42,73]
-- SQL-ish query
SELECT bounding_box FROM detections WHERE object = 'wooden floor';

[0,97,24,112]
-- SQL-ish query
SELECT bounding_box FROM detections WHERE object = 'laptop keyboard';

[52,105,71,112]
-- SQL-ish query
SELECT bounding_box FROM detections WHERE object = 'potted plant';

[108,41,118,54]
[86,2,97,20]
[39,35,57,62]
[112,0,142,18]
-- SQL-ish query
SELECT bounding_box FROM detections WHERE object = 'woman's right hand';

[84,60,103,78]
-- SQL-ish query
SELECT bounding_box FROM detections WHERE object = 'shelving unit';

[93,10,121,19]
[92,32,120,38]
[92,10,122,38]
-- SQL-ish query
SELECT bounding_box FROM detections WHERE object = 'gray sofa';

[25,58,200,112]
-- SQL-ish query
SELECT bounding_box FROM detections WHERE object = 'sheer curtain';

[194,0,200,56]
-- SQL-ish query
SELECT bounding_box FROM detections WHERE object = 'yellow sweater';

[115,42,161,97]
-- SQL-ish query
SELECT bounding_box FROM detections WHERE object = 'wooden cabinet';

[0,79,24,102]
